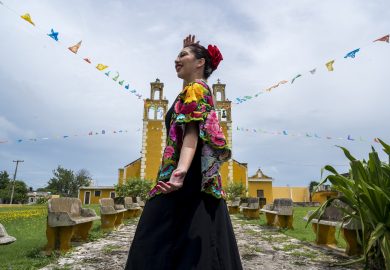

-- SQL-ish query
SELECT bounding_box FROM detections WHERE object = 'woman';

[125,35,243,270]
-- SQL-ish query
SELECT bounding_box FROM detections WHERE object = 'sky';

[0,0,389,189]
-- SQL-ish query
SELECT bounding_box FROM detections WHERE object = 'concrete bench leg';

[265,213,276,226]
[243,209,260,219]
[45,224,57,253]
[114,212,124,228]
[59,226,75,252]
[135,208,142,217]
[312,223,337,246]
[124,209,141,219]
[342,228,363,256]
[73,221,93,241]
[124,210,133,219]
[228,206,239,214]
[101,214,117,231]
[46,224,75,253]
[276,215,294,229]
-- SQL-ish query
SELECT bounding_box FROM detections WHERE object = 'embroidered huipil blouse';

[148,80,231,200]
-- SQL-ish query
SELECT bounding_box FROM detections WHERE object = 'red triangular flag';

[373,34,389,43]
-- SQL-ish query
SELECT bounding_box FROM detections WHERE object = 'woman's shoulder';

[194,79,210,91]
[180,80,212,104]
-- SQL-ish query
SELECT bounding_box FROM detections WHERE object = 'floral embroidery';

[163,146,175,159]
[148,80,231,200]
[204,111,226,147]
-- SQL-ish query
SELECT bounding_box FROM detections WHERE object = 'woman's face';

[174,47,202,80]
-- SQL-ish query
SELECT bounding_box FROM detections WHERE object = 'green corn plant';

[307,139,390,270]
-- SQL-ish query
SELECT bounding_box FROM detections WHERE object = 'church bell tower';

[140,79,169,180]
[212,79,233,187]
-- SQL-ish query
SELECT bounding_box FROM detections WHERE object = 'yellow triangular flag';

[325,60,335,71]
[68,41,82,54]
[21,13,35,26]
[96,64,108,71]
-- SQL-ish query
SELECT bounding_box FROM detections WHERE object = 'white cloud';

[0,0,389,188]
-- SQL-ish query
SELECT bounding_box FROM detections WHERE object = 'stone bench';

[136,196,145,208]
[114,197,142,219]
[0,223,16,245]
[260,198,294,229]
[123,197,142,218]
[241,197,260,219]
[227,197,241,214]
[304,200,362,256]
[100,198,127,231]
[46,197,100,252]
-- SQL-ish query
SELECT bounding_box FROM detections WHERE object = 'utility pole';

[10,160,24,204]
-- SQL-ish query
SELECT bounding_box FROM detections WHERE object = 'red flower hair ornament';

[207,45,223,71]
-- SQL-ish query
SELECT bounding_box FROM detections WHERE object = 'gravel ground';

[40,216,362,270]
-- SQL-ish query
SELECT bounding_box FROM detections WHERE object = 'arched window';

[220,109,227,121]
[153,89,161,100]
[216,91,222,101]
[148,107,156,119]
[156,107,164,120]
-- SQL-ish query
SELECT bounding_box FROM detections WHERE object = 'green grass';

[235,206,347,249]
[0,204,133,270]
[0,205,54,270]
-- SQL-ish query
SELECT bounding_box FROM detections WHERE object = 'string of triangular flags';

[0,1,143,99]
[2,2,389,107]
[236,126,383,144]
[233,34,389,105]
[0,128,139,145]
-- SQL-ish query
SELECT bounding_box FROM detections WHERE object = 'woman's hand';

[183,34,199,48]
[156,168,187,194]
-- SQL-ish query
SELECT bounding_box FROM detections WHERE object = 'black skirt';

[125,105,242,270]
[124,182,243,270]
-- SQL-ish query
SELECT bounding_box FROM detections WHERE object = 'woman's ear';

[196,58,206,68]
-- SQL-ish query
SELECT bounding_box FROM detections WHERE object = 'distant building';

[311,184,338,203]
[248,169,310,203]
[78,186,115,205]
[27,191,58,204]
[247,169,273,204]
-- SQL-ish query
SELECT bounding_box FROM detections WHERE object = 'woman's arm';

[156,122,198,193]
[176,122,198,172]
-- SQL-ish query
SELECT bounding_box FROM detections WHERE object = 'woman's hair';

[186,43,214,79]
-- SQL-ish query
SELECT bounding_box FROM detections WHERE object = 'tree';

[0,171,10,189]
[45,166,92,197]
[0,171,28,204]
[308,181,319,202]
[8,180,28,203]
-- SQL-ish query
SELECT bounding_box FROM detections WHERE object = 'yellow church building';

[79,79,310,205]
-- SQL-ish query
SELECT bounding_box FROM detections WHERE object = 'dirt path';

[41,216,360,270]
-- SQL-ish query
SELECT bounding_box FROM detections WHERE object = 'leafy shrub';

[309,139,390,270]
[115,178,152,201]
[36,197,49,204]
[226,182,245,201]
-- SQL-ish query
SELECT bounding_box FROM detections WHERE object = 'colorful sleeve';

[174,80,231,161]
[174,81,209,123]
